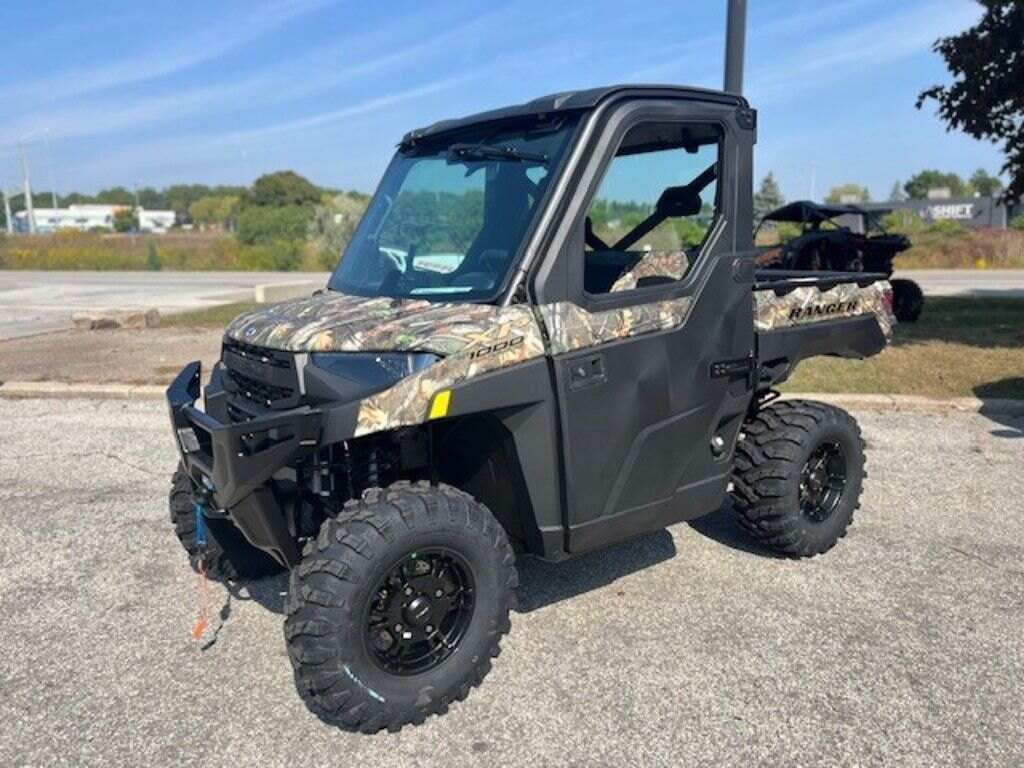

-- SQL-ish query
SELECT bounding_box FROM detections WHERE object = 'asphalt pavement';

[0,271,330,340]
[891,268,1024,298]
[1,400,1021,767]
[1,269,1022,340]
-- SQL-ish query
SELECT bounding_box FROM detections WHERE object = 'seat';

[609,250,689,292]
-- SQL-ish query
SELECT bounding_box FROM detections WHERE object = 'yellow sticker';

[428,390,451,420]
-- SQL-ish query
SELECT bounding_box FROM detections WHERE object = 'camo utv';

[167,85,895,732]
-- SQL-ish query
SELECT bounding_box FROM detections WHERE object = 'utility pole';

[43,130,58,212]
[724,0,747,94]
[18,138,36,234]
[3,190,13,234]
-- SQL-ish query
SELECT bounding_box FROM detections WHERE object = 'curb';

[254,280,317,304]
[0,381,166,401]
[0,380,1022,416]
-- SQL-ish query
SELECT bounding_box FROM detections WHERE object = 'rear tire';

[284,481,517,733]
[169,464,283,580]
[730,400,865,557]
[891,278,924,322]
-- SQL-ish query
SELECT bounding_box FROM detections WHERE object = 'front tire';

[284,481,517,733]
[730,400,865,557]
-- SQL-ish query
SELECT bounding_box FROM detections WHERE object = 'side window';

[583,121,721,296]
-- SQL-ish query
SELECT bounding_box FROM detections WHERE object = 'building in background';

[12,204,177,234]
[859,196,1010,230]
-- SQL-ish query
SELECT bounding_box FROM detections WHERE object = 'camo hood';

[226,291,532,357]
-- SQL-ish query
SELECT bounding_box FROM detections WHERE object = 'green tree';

[969,168,1003,197]
[165,183,246,218]
[112,208,138,232]
[917,1,1024,202]
[96,187,136,206]
[236,205,311,245]
[189,195,239,229]
[245,171,321,209]
[308,193,370,269]
[753,172,784,224]
[135,187,162,209]
[825,183,870,204]
[904,170,971,199]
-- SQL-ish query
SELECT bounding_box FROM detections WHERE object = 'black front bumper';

[167,361,324,565]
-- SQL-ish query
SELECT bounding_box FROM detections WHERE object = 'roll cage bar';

[584,161,718,252]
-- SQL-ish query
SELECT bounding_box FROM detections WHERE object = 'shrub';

[926,219,965,234]
[0,232,242,270]
[881,210,925,234]
[238,240,302,271]
[896,228,1024,268]
[113,208,138,232]
[236,205,311,246]
[146,241,162,270]
[1010,214,1024,230]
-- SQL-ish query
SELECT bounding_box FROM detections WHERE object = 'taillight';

[882,288,894,315]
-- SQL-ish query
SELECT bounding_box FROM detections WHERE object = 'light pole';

[3,189,14,234]
[42,130,58,212]
[17,138,36,234]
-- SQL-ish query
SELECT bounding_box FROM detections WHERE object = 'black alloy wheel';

[364,548,476,676]
[799,441,847,523]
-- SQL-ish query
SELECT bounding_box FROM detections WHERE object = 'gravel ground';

[0,400,1021,767]
[0,327,221,385]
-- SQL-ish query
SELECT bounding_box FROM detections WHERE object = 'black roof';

[401,84,748,146]
[763,200,867,224]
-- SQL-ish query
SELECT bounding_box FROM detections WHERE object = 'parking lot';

[0,398,1021,767]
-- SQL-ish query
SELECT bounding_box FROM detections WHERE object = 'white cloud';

[0,4,512,145]
[749,0,982,103]
[0,0,334,104]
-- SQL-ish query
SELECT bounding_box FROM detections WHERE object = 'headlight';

[309,352,440,390]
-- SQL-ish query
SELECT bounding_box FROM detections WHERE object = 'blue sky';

[0,0,1003,201]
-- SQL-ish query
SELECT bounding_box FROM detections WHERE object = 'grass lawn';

[161,302,258,328]
[782,297,1024,399]
[160,297,1024,400]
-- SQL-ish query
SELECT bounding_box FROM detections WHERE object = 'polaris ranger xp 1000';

[167,37,896,732]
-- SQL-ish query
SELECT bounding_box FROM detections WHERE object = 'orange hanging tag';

[190,560,210,641]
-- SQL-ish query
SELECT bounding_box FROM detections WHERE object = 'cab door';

[532,98,757,553]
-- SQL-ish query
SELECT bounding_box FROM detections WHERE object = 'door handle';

[567,354,606,390]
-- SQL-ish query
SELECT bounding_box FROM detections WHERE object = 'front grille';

[221,337,301,420]
[228,369,294,407]
[224,338,294,369]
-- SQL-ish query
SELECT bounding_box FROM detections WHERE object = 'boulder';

[72,308,160,330]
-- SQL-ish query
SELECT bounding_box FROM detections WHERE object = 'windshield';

[328,115,580,302]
